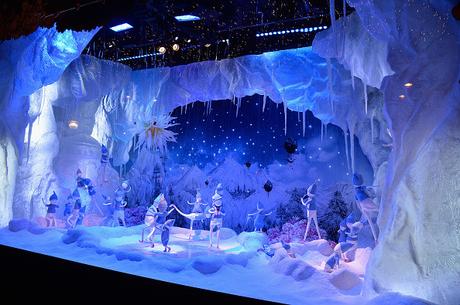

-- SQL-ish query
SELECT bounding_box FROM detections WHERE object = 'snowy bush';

[318,191,349,242]
[125,206,147,226]
[267,217,327,244]
[273,188,305,227]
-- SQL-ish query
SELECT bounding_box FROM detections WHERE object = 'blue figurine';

[247,202,272,232]
[150,193,175,252]
[352,173,378,242]
[43,192,59,227]
[66,189,83,228]
[64,195,74,218]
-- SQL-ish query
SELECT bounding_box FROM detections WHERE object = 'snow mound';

[224,252,254,267]
[8,218,46,235]
[269,248,316,281]
[365,293,437,305]
[192,256,225,275]
[61,229,99,248]
[328,268,362,290]
[237,231,268,251]
[290,239,333,256]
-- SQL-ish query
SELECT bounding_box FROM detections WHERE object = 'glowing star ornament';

[134,112,178,154]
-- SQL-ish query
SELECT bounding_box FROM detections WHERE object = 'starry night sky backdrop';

[167,94,373,185]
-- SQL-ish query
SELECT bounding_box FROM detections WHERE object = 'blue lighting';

[174,14,201,22]
[269,32,273,35]
[110,23,133,32]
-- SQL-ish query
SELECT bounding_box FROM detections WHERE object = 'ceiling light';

[399,94,406,99]
[187,39,192,43]
[172,43,180,51]
[110,23,133,32]
[159,46,166,54]
[174,15,200,22]
[205,43,211,47]
[404,82,413,87]
[68,120,79,129]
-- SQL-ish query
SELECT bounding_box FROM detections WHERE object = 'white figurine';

[301,183,321,240]
[172,190,207,239]
[112,189,128,226]
[209,192,225,249]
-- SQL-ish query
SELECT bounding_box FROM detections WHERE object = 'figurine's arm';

[247,211,258,217]
[102,201,112,206]
[187,201,194,205]
[167,208,175,215]
[200,202,208,206]
[121,201,128,208]
[42,198,48,206]
[264,211,273,216]
[300,197,308,206]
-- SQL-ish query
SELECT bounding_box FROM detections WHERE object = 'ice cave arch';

[1,0,459,303]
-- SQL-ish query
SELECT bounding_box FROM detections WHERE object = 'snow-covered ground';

[0,220,370,305]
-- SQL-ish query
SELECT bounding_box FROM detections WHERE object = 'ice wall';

[313,1,460,304]
[0,26,98,226]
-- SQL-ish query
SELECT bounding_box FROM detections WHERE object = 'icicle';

[329,0,336,31]
[236,97,241,118]
[297,111,300,122]
[343,128,350,171]
[350,128,356,174]
[343,0,346,16]
[370,109,375,144]
[364,84,368,114]
[283,101,287,135]
[327,58,334,113]
[26,120,33,163]
[351,68,355,90]
[325,123,328,139]
[302,111,306,137]
[320,122,324,143]
[262,94,267,112]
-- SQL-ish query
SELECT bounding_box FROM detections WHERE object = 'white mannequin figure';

[352,173,379,242]
[247,202,272,232]
[209,192,225,249]
[301,183,321,240]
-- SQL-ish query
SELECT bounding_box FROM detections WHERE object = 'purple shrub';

[125,206,147,226]
[267,217,327,244]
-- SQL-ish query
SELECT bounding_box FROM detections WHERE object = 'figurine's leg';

[189,220,194,239]
[209,225,214,247]
[304,216,312,240]
[216,227,221,249]
[121,212,126,227]
[52,215,56,227]
[313,214,321,239]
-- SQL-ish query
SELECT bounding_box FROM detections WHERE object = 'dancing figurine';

[43,191,59,227]
[247,202,272,232]
[209,192,226,249]
[112,189,128,227]
[301,183,321,240]
[140,197,160,243]
[352,173,379,242]
[172,190,207,239]
[152,194,175,252]
[66,189,82,228]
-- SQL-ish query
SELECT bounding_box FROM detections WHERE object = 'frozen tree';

[318,191,348,242]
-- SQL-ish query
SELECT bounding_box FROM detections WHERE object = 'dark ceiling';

[1,0,353,70]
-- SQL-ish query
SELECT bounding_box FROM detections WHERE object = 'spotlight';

[404,82,413,87]
[68,120,79,129]
[204,43,211,47]
[158,46,166,54]
[281,30,286,34]
[277,31,282,35]
[110,23,133,32]
[268,32,273,35]
[186,39,191,43]
[174,15,200,22]
[172,43,180,51]
[256,33,260,37]
[399,94,406,99]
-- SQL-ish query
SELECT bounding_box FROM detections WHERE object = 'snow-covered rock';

[329,268,362,291]
[269,248,316,281]
[237,231,269,251]
[290,239,333,256]
[192,255,225,275]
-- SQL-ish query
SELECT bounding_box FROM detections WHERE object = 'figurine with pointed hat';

[187,189,208,214]
[301,182,321,240]
[146,193,175,252]
[42,191,59,227]
[208,191,226,249]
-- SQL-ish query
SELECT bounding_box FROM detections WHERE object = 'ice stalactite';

[363,83,368,114]
[343,127,350,171]
[351,68,355,91]
[320,122,324,143]
[327,58,334,113]
[324,123,328,140]
[302,111,306,137]
[262,94,267,112]
[283,101,287,135]
[329,0,336,33]
[350,127,355,174]
[235,96,241,118]
[370,109,375,144]
[297,111,300,122]
[343,0,346,16]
